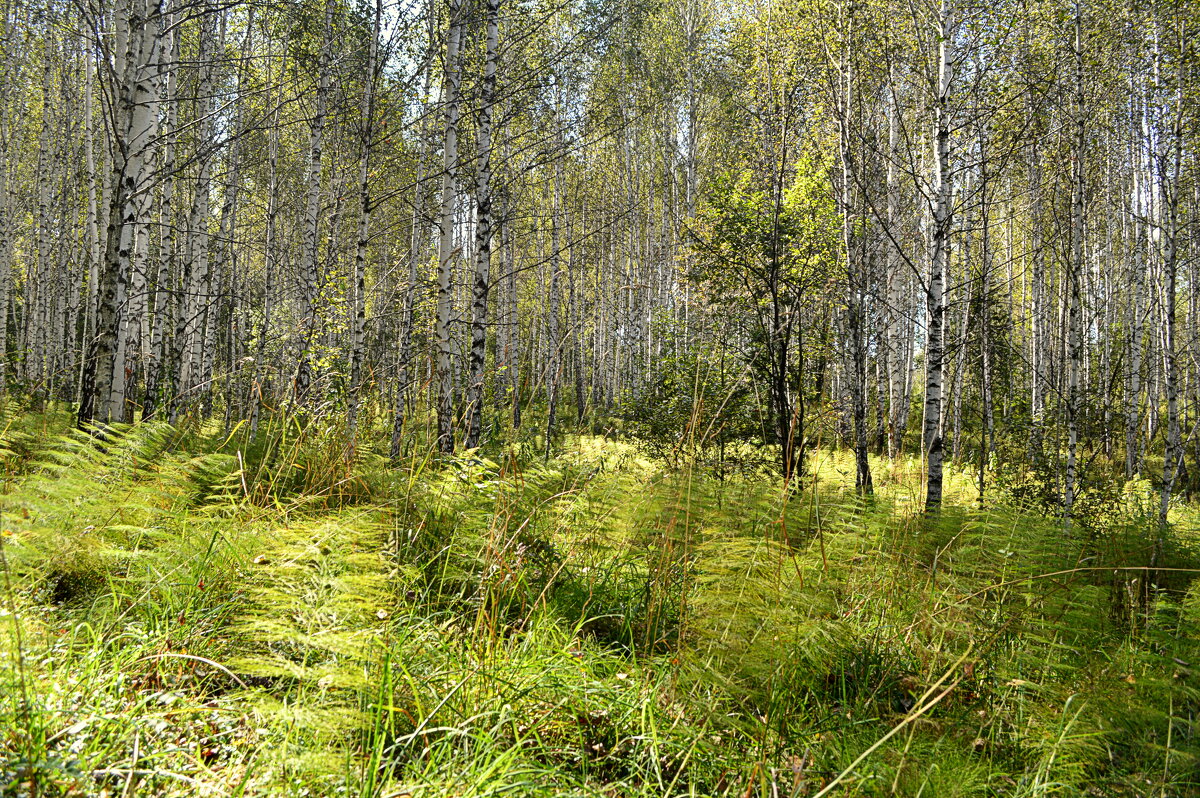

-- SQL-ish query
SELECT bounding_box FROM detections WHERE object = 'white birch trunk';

[464,0,499,450]
[923,0,954,511]
[347,0,381,445]
[435,0,464,453]
[293,0,333,406]
[173,10,215,416]
[143,12,176,420]
[250,38,282,435]
[1063,5,1085,518]
[1157,68,1185,538]
[82,0,163,425]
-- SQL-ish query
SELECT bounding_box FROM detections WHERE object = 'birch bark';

[348,0,381,445]
[1063,4,1085,519]
[293,0,334,407]
[923,0,954,511]
[464,0,499,450]
[435,0,465,453]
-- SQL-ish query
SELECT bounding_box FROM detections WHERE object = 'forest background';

[1,0,1200,793]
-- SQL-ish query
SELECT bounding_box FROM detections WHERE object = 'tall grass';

[0,407,1197,796]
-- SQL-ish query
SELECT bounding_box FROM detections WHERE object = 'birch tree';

[922,0,955,511]
[293,0,335,407]
[435,0,465,453]
[348,0,382,445]
[464,0,500,450]
[80,0,164,426]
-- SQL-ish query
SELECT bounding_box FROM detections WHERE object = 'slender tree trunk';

[172,9,215,418]
[247,42,283,434]
[506,213,521,429]
[882,115,904,450]
[348,0,381,446]
[924,0,954,511]
[571,235,586,425]
[464,0,499,450]
[1063,4,1084,519]
[1029,149,1047,461]
[33,53,53,399]
[142,10,177,420]
[545,129,564,458]
[978,134,995,499]
[1126,91,1148,479]
[435,0,464,453]
[81,0,162,426]
[836,45,872,495]
[1157,70,1185,538]
[250,83,279,435]
[293,0,333,407]
[0,94,12,397]
[950,263,970,463]
[390,0,435,458]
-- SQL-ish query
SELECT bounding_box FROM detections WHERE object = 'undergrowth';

[0,405,1198,796]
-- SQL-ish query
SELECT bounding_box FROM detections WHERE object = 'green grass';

[1,406,1199,796]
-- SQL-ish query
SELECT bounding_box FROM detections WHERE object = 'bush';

[620,329,767,477]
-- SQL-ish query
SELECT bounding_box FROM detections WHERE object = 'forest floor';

[1,408,1199,797]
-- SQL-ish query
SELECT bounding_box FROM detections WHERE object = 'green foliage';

[620,321,766,475]
[680,142,843,473]
[1,413,1199,796]
[690,159,840,299]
